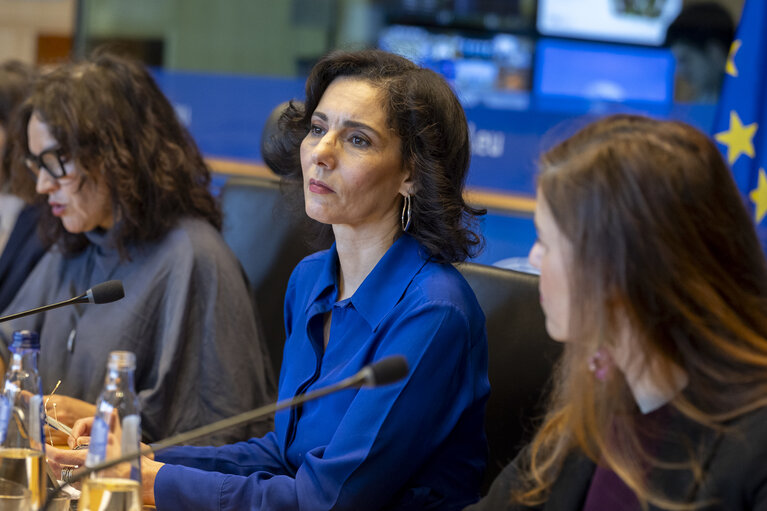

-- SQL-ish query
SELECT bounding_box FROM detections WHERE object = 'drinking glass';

[0,478,30,511]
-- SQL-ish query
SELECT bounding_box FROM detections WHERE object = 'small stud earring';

[588,347,614,381]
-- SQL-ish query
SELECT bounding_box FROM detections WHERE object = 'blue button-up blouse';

[154,234,490,511]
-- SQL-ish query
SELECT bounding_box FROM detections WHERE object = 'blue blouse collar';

[306,234,429,331]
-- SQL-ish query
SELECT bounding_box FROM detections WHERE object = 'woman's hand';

[69,417,154,459]
[141,457,163,506]
[46,444,87,488]
[67,416,161,506]
[68,416,95,449]
[44,394,96,445]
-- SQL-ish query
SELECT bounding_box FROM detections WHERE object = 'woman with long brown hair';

[469,114,767,510]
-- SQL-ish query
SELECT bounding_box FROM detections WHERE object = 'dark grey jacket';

[467,405,767,510]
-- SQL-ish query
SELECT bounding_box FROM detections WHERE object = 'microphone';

[84,280,125,305]
[359,353,410,386]
[42,355,409,509]
[0,280,125,323]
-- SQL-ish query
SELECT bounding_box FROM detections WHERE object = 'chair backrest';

[219,174,319,375]
[455,262,562,494]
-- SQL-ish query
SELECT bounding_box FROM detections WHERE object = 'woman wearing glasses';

[0,51,275,445]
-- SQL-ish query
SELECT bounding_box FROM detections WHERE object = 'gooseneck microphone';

[358,353,410,386]
[0,280,125,323]
[43,355,409,509]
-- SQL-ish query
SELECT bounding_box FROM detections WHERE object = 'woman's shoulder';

[296,247,333,268]
[159,216,222,247]
[134,218,245,283]
[1,248,64,308]
[718,404,767,453]
[18,244,89,290]
[149,217,235,264]
[287,247,333,281]
[699,404,767,504]
[410,259,482,313]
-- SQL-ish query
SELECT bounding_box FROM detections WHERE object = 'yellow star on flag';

[714,110,758,164]
[726,39,741,77]
[750,168,767,224]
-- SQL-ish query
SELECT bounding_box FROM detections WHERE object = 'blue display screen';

[534,38,675,104]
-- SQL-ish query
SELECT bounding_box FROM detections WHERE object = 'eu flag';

[712,0,767,252]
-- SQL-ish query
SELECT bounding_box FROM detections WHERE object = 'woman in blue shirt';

[58,49,490,510]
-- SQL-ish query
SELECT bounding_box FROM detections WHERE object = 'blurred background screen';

[533,38,676,108]
[378,25,533,109]
[0,0,744,265]
[537,0,682,45]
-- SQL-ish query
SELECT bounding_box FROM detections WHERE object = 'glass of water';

[0,478,30,511]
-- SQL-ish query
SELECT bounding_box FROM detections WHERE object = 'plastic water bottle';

[0,330,46,510]
[82,351,141,511]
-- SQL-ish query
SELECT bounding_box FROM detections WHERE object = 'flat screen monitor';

[537,0,682,46]
[533,38,675,106]
[382,0,534,33]
[378,24,533,108]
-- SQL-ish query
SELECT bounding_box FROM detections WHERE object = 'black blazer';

[466,405,767,511]
[0,204,47,313]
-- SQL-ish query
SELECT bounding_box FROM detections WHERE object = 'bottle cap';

[107,350,136,370]
[10,330,40,351]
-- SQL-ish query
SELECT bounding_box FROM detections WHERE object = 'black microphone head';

[365,356,409,386]
[86,280,125,304]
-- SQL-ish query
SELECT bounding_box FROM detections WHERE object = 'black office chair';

[455,262,562,494]
[219,174,320,376]
[219,100,324,377]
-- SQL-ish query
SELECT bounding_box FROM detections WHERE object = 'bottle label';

[29,395,42,446]
[0,395,10,444]
[121,414,141,481]
[85,415,109,467]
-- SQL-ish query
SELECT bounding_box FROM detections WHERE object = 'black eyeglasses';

[25,147,70,180]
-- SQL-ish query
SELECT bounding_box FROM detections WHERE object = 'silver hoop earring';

[401,194,412,232]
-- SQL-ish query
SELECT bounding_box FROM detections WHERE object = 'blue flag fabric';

[712,0,767,253]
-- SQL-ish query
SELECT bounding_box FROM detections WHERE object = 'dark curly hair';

[267,49,484,263]
[2,50,220,257]
[0,60,36,128]
[0,60,37,194]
